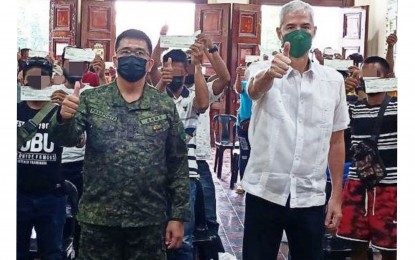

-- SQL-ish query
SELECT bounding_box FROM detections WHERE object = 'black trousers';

[61,160,84,257]
[243,193,325,260]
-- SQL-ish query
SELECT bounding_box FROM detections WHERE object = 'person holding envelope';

[17,57,67,260]
[337,56,397,260]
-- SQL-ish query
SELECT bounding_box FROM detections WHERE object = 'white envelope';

[29,50,48,58]
[160,35,196,49]
[364,78,398,94]
[64,47,96,62]
[245,55,261,63]
[324,59,354,71]
[105,62,114,69]
[20,85,58,101]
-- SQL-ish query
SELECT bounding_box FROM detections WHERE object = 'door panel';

[81,0,116,61]
[195,4,231,77]
[230,4,261,118]
[340,6,368,59]
[49,0,78,59]
[195,4,231,146]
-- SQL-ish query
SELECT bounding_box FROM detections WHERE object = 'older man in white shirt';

[241,1,349,260]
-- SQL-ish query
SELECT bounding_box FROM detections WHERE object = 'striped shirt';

[348,96,397,185]
[171,87,199,178]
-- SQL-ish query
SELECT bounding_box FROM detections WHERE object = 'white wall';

[355,0,387,57]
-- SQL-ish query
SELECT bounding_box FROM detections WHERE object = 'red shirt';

[82,71,100,87]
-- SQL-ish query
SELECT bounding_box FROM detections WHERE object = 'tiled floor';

[206,149,382,260]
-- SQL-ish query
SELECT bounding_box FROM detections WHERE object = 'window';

[115,1,196,49]
[17,0,50,51]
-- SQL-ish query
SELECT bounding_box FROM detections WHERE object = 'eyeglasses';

[116,48,149,58]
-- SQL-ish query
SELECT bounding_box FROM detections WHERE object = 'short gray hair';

[279,0,314,27]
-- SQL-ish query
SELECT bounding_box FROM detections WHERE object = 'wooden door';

[195,4,231,146]
[195,4,231,78]
[81,0,116,62]
[49,0,78,59]
[230,4,261,117]
[340,6,368,59]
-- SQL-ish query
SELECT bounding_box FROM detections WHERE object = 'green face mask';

[282,30,312,58]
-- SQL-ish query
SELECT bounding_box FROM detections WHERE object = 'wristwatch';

[208,45,218,54]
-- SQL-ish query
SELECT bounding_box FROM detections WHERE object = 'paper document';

[160,30,200,49]
[245,55,262,63]
[29,50,48,58]
[64,47,95,62]
[364,78,397,94]
[324,59,353,71]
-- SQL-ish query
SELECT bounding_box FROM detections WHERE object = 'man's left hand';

[190,42,204,66]
[165,220,184,250]
[325,196,343,234]
[92,55,105,79]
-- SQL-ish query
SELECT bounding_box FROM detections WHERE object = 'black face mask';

[184,74,194,85]
[167,76,185,93]
[117,56,147,82]
[63,68,82,85]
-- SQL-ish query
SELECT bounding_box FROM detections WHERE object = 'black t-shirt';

[17,101,63,194]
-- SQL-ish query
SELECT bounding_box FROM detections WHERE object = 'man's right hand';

[386,32,397,47]
[60,81,81,120]
[266,42,291,79]
[345,69,360,93]
[160,57,173,86]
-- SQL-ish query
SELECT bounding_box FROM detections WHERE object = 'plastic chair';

[230,125,240,189]
[213,114,237,179]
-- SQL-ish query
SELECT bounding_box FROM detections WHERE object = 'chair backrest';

[213,114,237,144]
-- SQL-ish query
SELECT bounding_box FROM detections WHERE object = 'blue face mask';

[117,56,147,82]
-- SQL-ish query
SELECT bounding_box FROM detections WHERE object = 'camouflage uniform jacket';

[49,81,190,227]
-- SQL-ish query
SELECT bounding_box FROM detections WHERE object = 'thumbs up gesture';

[160,57,173,87]
[266,42,292,79]
[345,68,361,93]
[60,81,81,120]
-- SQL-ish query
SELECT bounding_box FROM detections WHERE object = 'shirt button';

[300,100,304,104]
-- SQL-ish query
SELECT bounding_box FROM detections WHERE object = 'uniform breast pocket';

[88,118,117,152]
[137,121,170,151]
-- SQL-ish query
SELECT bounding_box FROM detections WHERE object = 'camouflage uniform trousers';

[78,222,167,260]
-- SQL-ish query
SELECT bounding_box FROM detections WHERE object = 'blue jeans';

[168,179,196,260]
[17,192,66,260]
[237,125,251,180]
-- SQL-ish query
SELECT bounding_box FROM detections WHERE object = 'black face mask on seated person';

[167,76,185,93]
[117,56,147,82]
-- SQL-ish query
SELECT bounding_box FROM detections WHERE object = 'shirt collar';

[287,58,317,79]
[111,80,152,110]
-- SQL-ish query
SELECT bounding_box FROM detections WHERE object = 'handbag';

[352,95,391,189]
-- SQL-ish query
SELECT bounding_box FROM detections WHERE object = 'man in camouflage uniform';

[49,29,190,259]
